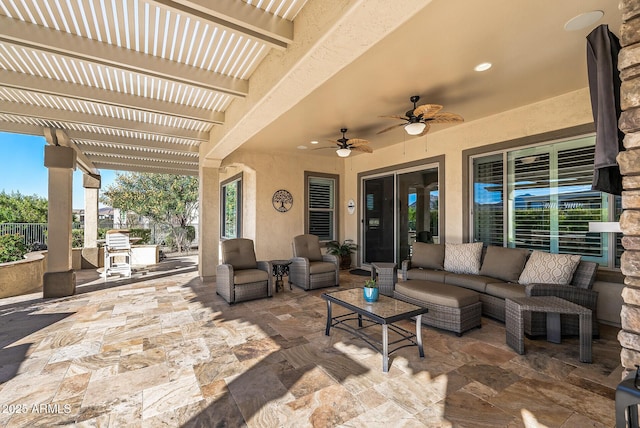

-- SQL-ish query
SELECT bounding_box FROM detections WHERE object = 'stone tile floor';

[0,256,624,427]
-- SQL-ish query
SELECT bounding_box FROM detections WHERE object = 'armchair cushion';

[411,243,445,270]
[234,269,270,285]
[221,238,257,270]
[309,261,337,274]
[293,234,323,262]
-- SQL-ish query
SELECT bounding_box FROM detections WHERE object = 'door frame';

[357,155,445,268]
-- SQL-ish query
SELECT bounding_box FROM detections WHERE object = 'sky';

[0,131,117,209]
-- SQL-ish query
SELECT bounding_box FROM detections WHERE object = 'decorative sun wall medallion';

[272,189,293,212]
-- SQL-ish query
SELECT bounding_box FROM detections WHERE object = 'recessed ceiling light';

[474,62,492,72]
[564,10,604,31]
[297,145,307,150]
[310,140,319,145]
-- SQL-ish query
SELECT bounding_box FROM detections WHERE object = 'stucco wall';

[0,251,47,298]
[220,151,344,261]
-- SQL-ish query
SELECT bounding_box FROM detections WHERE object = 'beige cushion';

[411,243,445,270]
[221,239,257,270]
[480,246,530,283]
[293,234,323,262]
[444,242,483,275]
[234,269,269,285]
[444,273,496,293]
[395,280,479,308]
[518,251,581,285]
[485,282,526,300]
[406,269,448,282]
[309,261,336,274]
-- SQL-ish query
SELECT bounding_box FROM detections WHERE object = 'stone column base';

[43,270,76,298]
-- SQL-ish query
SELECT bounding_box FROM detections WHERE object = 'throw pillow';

[479,246,529,283]
[411,243,445,270]
[444,242,483,275]
[518,251,581,285]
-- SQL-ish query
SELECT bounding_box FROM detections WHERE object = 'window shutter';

[308,177,335,241]
[473,155,504,246]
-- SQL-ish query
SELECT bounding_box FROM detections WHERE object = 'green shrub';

[0,234,29,263]
[129,228,151,244]
[72,229,84,248]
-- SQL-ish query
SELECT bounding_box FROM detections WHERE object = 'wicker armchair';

[524,260,599,338]
[216,238,273,304]
[289,234,339,290]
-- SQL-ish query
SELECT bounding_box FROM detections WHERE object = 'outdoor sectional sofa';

[394,242,599,337]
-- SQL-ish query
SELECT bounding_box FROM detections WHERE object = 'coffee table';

[322,288,428,372]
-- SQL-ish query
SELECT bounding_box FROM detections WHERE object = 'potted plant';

[326,239,358,270]
[363,279,379,302]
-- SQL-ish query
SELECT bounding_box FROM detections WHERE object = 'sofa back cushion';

[518,251,581,285]
[444,242,483,275]
[411,243,445,270]
[479,246,530,283]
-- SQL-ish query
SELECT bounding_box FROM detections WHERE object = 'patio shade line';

[92,161,198,176]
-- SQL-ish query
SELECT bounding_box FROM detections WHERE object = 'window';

[305,172,338,241]
[221,173,242,239]
[471,135,623,269]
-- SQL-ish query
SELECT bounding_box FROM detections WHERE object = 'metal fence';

[1,222,199,250]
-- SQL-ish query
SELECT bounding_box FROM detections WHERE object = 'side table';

[271,260,292,292]
[505,296,592,363]
[371,262,397,296]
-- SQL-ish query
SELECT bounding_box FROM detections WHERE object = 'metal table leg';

[382,324,389,372]
[416,314,424,358]
[325,300,332,336]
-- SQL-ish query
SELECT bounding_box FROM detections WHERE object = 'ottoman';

[394,280,482,336]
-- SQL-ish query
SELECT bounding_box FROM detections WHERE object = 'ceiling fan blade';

[379,115,408,121]
[413,104,443,118]
[347,138,370,147]
[427,112,464,124]
[352,145,373,153]
[376,123,405,134]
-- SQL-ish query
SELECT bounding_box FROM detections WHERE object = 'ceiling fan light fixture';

[405,122,426,135]
[336,148,351,157]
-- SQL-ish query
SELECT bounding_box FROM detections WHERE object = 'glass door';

[363,175,395,264]
[361,165,440,266]
[397,168,439,262]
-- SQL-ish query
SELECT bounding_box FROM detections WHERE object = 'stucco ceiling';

[0,0,623,174]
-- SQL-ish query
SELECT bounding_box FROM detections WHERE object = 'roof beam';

[66,130,199,154]
[93,161,198,176]
[0,71,225,125]
[151,0,292,49]
[0,101,209,142]
[0,120,43,136]
[80,144,197,162]
[54,129,99,175]
[87,154,197,170]
[0,16,248,97]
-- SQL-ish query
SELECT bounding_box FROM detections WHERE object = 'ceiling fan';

[378,95,464,136]
[320,128,373,157]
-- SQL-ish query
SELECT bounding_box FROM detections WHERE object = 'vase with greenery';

[326,239,358,270]
[363,279,379,302]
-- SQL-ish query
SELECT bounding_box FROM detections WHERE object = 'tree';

[100,173,199,252]
[0,191,48,223]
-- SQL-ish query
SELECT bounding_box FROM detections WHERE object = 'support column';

[199,159,221,280]
[617,0,640,378]
[82,173,101,269]
[43,145,76,298]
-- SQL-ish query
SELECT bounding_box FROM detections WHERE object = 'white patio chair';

[104,229,132,280]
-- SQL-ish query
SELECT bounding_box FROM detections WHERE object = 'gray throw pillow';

[411,243,445,270]
[479,246,529,283]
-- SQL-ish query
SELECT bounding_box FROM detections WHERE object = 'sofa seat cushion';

[444,274,499,293]
[395,280,479,308]
[234,269,269,285]
[406,268,448,282]
[485,282,526,300]
[309,261,337,274]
